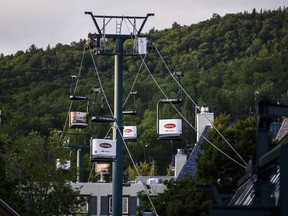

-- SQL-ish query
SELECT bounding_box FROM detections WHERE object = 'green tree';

[195,115,256,193]
[5,132,84,215]
[138,115,257,215]
[126,160,157,181]
[138,176,212,216]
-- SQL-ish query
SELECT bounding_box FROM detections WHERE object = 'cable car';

[56,159,71,171]
[157,72,184,140]
[157,98,183,140]
[95,163,110,182]
[69,95,89,129]
[69,74,89,128]
[91,87,114,123]
[90,138,116,162]
[123,126,137,142]
[69,97,89,129]
[123,90,138,141]
[123,90,137,115]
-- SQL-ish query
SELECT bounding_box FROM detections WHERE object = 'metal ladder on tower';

[116,18,123,34]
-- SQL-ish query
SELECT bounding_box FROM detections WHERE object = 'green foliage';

[1,8,288,214]
[2,132,84,215]
[195,115,256,193]
[138,176,212,216]
[138,115,256,215]
[126,160,157,180]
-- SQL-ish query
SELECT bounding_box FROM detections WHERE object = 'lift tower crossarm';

[84,12,154,37]
[84,12,102,35]
[138,13,155,36]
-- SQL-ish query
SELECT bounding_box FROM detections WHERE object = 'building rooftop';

[176,126,209,180]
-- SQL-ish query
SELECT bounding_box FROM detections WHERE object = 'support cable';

[137,54,246,169]
[88,162,95,182]
[104,53,147,139]
[153,46,247,167]
[88,48,159,215]
[122,54,146,107]
[122,19,246,168]
[58,48,86,144]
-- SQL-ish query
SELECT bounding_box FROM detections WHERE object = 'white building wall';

[71,182,166,216]
[196,111,214,142]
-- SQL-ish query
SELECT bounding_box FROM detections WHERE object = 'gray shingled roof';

[177,126,209,180]
[177,122,281,182]
[275,117,288,143]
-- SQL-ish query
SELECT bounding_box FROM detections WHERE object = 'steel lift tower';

[85,12,154,216]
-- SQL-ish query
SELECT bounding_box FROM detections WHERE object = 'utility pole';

[85,12,154,216]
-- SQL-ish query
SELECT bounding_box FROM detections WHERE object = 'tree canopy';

[0,7,288,214]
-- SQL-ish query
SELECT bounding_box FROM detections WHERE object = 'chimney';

[196,105,214,142]
[174,149,187,178]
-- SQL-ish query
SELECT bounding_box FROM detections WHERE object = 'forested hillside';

[1,8,288,177]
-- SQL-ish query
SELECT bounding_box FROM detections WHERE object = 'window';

[108,195,129,215]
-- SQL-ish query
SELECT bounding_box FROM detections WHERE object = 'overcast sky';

[0,0,286,55]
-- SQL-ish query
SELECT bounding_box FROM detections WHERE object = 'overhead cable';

[153,46,247,167]
[88,48,159,216]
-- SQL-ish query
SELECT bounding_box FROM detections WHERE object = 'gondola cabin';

[123,126,137,141]
[91,87,114,123]
[157,98,183,140]
[69,94,89,128]
[123,90,138,115]
[70,111,89,128]
[90,138,116,162]
[95,163,110,183]
[56,159,71,171]
[95,163,110,173]
[158,119,182,140]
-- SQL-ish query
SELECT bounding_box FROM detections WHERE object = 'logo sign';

[164,123,176,129]
[100,143,112,148]
[124,128,133,133]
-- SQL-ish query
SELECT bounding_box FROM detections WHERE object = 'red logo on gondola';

[124,129,132,133]
[100,143,112,148]
[164,123,176,129]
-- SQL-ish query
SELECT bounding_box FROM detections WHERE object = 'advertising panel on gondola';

[123,126,137,140]
[70,111,89,128]
[158,119,182,139]
[90,138,116,162]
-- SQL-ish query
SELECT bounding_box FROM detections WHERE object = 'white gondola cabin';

[123,126,137,141]
[123,90,137,115]
[123,91,138,141]
[157,98,183,140]
[91,87,114,123]
[56,159,71,171]
[158,119,182,140]
[69,94,89,129]
[90,138,116,162]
